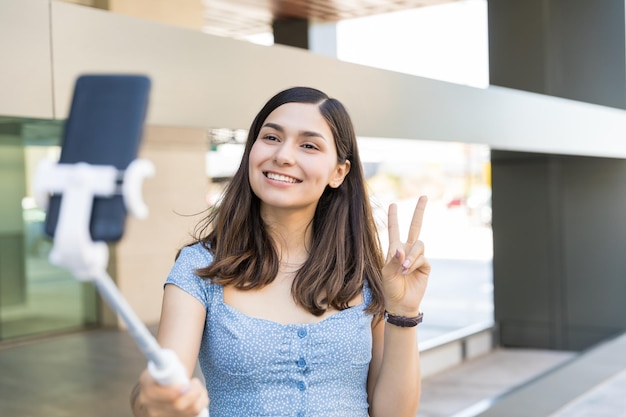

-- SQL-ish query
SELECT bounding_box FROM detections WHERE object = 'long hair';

[191,86,385,316]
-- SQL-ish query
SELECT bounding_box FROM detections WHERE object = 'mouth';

[264,171,302,184]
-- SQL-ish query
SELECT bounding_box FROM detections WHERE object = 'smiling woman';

[131,86,431,417]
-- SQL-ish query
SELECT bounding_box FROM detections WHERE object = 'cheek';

[248,141,259,161]
[248,142,265,170]
[248,144,263,188]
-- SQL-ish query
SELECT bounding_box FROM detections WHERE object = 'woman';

[131,86,430,417]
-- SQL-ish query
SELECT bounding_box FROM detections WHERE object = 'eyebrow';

[262,122,328,142]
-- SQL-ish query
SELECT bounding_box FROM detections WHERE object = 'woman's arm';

[367,317,421,417]
[131,284,209,417]
[368,196,430,417]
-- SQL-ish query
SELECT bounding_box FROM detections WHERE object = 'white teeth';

[266,172,298,183]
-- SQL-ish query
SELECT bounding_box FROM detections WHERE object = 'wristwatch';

[384,311,424,327]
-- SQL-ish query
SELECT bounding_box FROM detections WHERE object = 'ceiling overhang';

[202,0,459,38]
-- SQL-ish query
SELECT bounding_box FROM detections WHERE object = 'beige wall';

[0,0,53,119]
[113,126,208,325]
[58,0,203,30]
[58,0,99,6]
[107,0,204,31]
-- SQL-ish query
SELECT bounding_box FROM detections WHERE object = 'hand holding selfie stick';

[34,158,208,417]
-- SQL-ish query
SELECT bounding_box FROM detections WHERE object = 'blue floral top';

[165,243,374,417]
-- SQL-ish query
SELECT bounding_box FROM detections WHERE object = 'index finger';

[406,195,428,244]
[387,202,400,244]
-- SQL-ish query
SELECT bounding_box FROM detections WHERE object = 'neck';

[261,207,314,264]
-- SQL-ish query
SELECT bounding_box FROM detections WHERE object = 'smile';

[264,172,301,183]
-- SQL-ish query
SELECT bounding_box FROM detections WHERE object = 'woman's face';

[248,102,350,218]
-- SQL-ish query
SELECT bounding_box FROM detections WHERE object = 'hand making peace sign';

[382,195,430,317]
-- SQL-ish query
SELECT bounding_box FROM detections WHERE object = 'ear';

[329,159,351,188]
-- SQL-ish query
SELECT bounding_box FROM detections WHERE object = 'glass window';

[360,137,493,341]
[205,133,494,344]
[0,118,98,341]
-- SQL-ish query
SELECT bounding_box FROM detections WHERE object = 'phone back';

[44,74,151,242]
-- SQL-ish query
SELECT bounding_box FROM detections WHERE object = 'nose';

[273,142,296,165]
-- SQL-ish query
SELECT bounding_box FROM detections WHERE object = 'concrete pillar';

[273,17,310,49]
[489,0,626,350]
[273,17,338,58]
[489,0,626,109]
[309,22,338,58]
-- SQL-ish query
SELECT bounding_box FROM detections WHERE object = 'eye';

[263,134,280,142]
[302,143,320,151]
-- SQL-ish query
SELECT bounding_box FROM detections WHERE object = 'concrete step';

[418,347,575,417]
[454,331,626,417]
[420,320,496,378]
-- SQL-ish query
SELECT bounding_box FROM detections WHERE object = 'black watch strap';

[384,311,424,327]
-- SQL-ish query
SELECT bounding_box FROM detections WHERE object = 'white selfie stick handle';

[148,350,209,417]
[148,349,189,385]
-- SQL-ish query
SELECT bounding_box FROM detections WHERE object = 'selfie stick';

[34,158,208,417]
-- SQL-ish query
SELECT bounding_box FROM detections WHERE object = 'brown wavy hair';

[190,86,384,317]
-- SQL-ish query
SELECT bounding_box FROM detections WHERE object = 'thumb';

[387,248,406,270]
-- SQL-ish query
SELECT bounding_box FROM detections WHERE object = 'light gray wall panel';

[0,0,54,119]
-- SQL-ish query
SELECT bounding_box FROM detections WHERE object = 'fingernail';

[395,249,401,259]
[402,260,410,268]
[179,385,190,394]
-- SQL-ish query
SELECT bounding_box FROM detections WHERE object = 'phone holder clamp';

[34,158,154,280]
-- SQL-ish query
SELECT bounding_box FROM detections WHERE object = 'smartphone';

[44,74,151,242]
